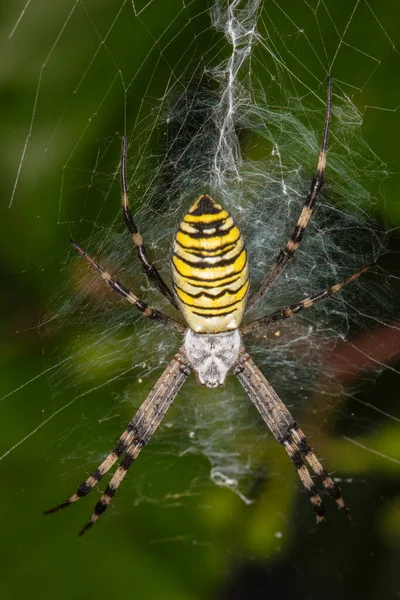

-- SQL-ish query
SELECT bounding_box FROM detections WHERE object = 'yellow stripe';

[172,249,246,280]
[184,210,229,224]
[175,226,240,251]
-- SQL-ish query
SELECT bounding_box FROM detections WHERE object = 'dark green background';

[1,1,400,599]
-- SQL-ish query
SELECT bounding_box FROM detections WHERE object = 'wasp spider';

[46,78,369,535]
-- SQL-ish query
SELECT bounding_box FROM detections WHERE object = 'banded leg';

[247,77,332,310]
[120,136,179,310]
[241,265,370,335]
[290,426,349,515]
[70,240,184,333]
[45,346,191,535]
[283,435,325,522]
[233,351,350,521]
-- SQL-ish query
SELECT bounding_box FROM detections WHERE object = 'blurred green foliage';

[1,1,400,599]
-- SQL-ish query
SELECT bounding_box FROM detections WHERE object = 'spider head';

[184,329,241,388]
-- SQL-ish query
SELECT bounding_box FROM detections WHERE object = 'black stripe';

[79,521,94,535]
[189,196,221,215]
[293,429,311,455]
[92,468,103,481]
[122,206,138,234]
[306,485,320,499]
[307,177,319,205]
[115,437,130,454]
[94,499,109,516]
[173,274,242,288]
[121,452,136,469]
[183,217,227,230]
[178,223,235,239]
[77,482,93,497]
[191,306,238,318]
[325,483,342,499]
[105,483,117,498]
[291,224,305,244]
[177,245,236,258]
[173,249,246,270]
[290,448,303,469]
[172,258,247,282]
[174,280,247,300]
[313,504,325,518]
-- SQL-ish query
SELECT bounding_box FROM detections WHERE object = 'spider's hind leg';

[282,435,326,523]
[290,426,351,518]
[44,428,134,515]
[78,439,143,536]
[45,347,191,535]
[234,351,350,523]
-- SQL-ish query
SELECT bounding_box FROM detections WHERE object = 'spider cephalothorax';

[46,79,369,535]
[185,328,241,387]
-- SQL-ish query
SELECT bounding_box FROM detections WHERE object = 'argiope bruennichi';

[46,78,368,535]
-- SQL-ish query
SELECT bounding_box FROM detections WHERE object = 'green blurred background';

[1,1,400,599]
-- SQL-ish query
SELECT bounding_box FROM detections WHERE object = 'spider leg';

[290,426,350,516]
[241,265,370,335]
[78,439,141,535]
[45,346,191,534]
[233,350,350,522]
[282,435,325,522]
[247,77,332,310]
[120,136,179,310]
[70,239,185,333]
[44,435,130,514]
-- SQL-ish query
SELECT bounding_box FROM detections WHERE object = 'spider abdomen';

[171,195,249,333]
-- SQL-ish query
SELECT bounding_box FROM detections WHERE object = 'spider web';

[2,0,400,534]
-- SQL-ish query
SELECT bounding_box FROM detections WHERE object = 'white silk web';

[2,0,400,515]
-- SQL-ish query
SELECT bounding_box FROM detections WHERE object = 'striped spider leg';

[45,346,191,535]
[69,239,184,334]
[247,77,333,310]
[241,265,371,335]
[240,266,372,516]
[233,351,350,522]
[120,136,179,310]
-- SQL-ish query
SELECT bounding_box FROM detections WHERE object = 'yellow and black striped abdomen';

[171,195,249,333]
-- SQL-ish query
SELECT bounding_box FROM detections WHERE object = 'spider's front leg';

[247,77,333,310]
[233,350,350,522]
[120,136,179,310]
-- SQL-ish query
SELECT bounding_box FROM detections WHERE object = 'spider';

[46,78,369,535]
